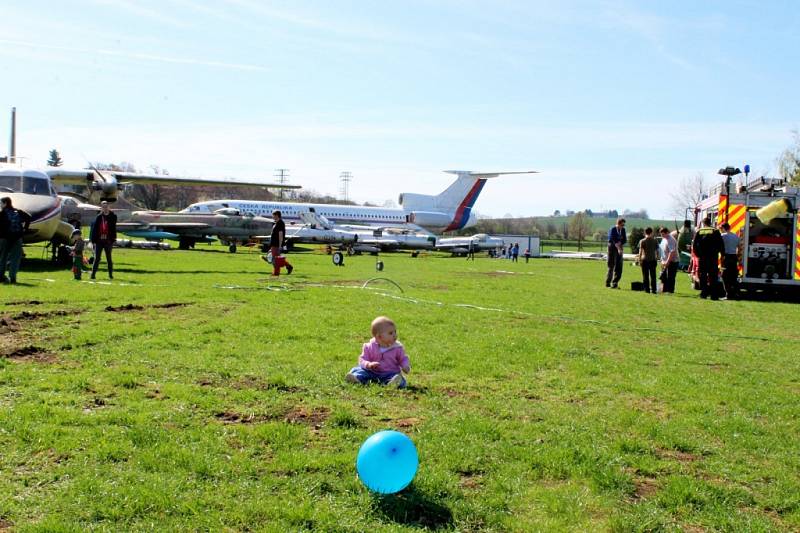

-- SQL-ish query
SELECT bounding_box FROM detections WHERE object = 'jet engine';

[405,211,453,228]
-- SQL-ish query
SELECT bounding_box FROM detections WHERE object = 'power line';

[339,171,352,202]
[274,169,290,199]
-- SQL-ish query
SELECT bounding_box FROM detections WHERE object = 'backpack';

[6,209,23,238]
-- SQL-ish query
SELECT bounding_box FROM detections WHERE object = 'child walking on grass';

[70,229,86,280]
[346,316,411,388]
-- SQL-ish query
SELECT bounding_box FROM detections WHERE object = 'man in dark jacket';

[0,196,32,284]
[90,201,117,279]
[605,217,627,288]
[692,217,724,299]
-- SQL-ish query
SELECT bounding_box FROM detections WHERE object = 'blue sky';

[3,0,799,217]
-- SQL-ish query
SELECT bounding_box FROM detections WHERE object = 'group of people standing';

[692,217,739,300]
[0,198,117,284]
[605,216,740,300]
[498,243,520,261]
[636,225,679,293]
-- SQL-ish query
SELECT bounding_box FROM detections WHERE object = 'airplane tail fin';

[298,207,333,230]
[399,170,538,231]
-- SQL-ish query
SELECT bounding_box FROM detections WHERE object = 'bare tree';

[670,172,707,218]
[568,212,593,250]
[777,130,800,184]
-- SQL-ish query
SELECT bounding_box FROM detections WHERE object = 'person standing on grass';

[659,227,679,293]
[90,201,117,280]
[692,217,724,300]
[512,243,519,262]
[0,196,32,284]
[719,222,740,300]
[70,229,86,280]
[605,217,626,288]
[346,316,410,388]
[262,210,293,276]
[677,219,693,271]
[637,227,659,294]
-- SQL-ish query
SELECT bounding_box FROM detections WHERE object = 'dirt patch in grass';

[231,375,302,393]
[144,387,167,400]
[0,518,13,531]
[0,316,20,334]
[440,387,479,398]
[3,345,57,363]
[5,299,44,305]
[106,302,192,312]
[379,416,421,428]
[12,309,75,320]
[632,477,659,500]
[395,417,421,428]
[284,406,330,426]
[459,473,483,490]
[657,448,701,463]
[214,411,271,424]
[628,396,671,419]
[105,303,144,312]
[152,302,191,309]
[83,397,109,412]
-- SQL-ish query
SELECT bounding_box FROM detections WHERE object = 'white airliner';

[184,170,538,233]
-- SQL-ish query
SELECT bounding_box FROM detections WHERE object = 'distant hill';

[530,215,677,233]
[459,215,679,239]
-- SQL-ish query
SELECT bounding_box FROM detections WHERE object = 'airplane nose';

[100,182,118,201]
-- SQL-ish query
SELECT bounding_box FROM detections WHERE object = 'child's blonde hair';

[371,316,395,337]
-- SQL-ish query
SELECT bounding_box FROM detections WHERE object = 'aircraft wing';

[48,169,301,189]
[359,237,400,249]
[118,222,211,230]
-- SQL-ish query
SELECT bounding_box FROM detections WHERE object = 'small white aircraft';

[284,207,436,251]
[183,170,538,233]
[436,233,505,255]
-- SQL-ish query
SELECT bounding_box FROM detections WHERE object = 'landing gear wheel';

[229,244,237,253]
[332,251,344,266]
[376,260,384,272]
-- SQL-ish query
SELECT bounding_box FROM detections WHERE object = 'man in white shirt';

[719,223,740,299]
[659,227,679,293]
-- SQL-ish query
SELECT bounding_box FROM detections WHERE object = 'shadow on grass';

[373,485,454,530]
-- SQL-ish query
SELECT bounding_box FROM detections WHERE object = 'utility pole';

[339,171,352,203]
[9,107,16,164]
[274,169,290,199]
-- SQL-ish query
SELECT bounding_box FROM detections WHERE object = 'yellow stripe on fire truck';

[795,225,800,280]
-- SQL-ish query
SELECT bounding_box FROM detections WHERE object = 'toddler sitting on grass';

[346,316,410,388]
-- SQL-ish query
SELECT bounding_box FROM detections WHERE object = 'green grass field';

[1,245,799,532]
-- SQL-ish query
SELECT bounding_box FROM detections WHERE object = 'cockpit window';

[0,174,21,192]
[23,176,53,196]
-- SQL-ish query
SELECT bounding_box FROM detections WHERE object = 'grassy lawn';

[1,245,799,532]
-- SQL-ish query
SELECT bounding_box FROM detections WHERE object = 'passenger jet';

[183,170,538,233]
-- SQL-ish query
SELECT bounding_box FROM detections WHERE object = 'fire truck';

[692,173,800,294]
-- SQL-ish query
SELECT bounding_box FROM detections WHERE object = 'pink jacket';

[359,339,410,375]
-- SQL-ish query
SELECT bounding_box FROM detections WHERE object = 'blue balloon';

[356,430,418,494]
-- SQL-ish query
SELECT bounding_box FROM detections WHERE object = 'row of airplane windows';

[233,205,404,220]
